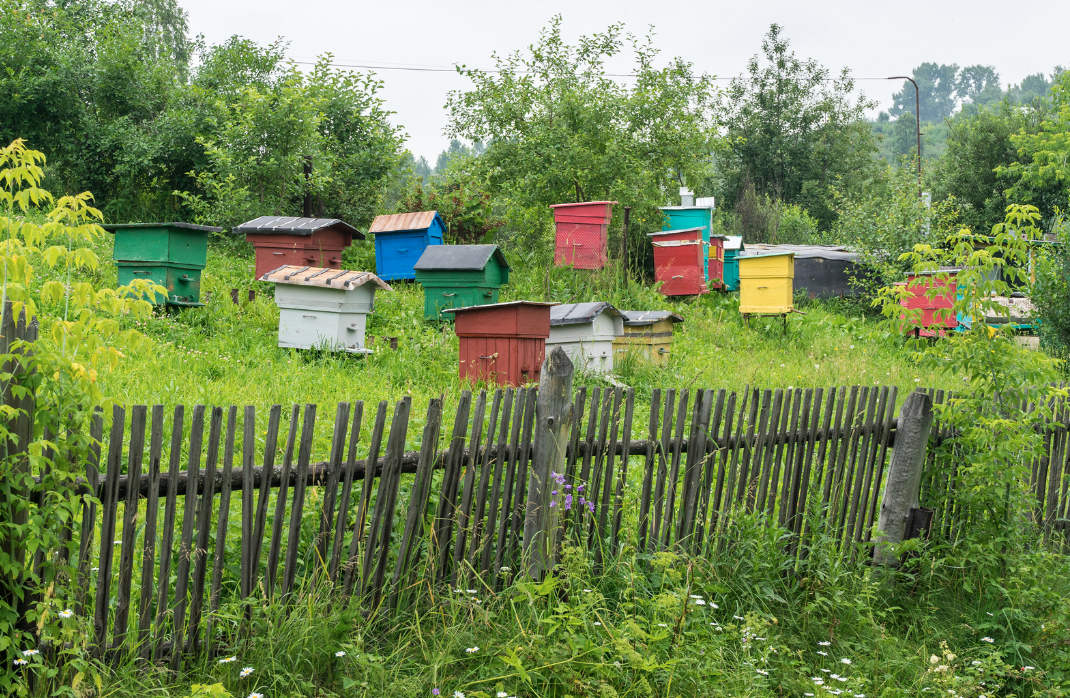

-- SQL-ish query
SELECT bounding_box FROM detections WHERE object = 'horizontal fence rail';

[62,382,920,670]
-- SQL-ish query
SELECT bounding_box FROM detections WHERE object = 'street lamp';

[887,76,922,197]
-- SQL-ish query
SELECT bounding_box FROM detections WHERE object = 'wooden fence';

[65,376,915,670]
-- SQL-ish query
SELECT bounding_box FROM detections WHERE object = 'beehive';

[722,236,744,291]
[707,235,728,289]
[368,210,446,281]
[898,269,959,337]
[613,310,683,366]
[551,201,616,269]
[103,222,222,306]
[546,302,624,374]
[260,266,391,353]
[660,205,715,280]
[413,244,510,320]
[738,252,794,315]
[649,227,709,296]
[442,301,554,387]
[235,217,361,279]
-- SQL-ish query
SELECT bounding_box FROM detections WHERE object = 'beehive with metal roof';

[546,302,625,374]
[612,310,684,366]
[368,210,446,281]
[742,244,862,299]
[660,203,715,281]
[260,265,391,354]
[722,236,745,291]
[738,252,795,316]
[234,216,362,279]
[442,301,554,386]
[413,244,510,319]
[648,227,709,296]
[103,222,222,307]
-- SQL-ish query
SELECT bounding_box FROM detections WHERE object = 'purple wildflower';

[433,690,441,696]
[564,484,571,490]
[588,501,595,513]
[564,494,573,510]
[550,500,556,508]
[576,484,584,492]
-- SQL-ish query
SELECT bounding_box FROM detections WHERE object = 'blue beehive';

[368,210,446,281]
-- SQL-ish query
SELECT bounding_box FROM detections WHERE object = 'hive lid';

[233,216,363,238]
[413,244,509,272]
[742,244,856,261]
[103,222,223,233]
[659,206,715,211]
[740,251,795,260]
[648,227,705,238]
[368,210,444,234]
[549,201,617,209]
[550,302,623,326]
[260,265,392,291]
[724,235,744,251]
[441,300,557,315]
[620,310,684,326]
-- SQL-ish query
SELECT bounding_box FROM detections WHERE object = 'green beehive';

[413,245,510,320]
[103,222,222,306]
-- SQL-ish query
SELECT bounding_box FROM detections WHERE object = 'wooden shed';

[649,227,709,297]
[261,265,391,354]
[235,216,360,279]
[660,205,714,280]
[442,301,554,387]
[546,302,625,374]
[103,222,222,307]
[368,210,446,281]
[898,269,959,338]
[413,244,510,320]
[723,236,744,291]
[551,201,616,269]
[738,252,795,317]
[613,310,683,366]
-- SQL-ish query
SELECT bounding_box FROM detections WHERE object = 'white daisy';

[59,609,73,619]
[466,646,479,653]
[22,650,39,657]
[240,667,254,678]
[981,637,994,643]
[841,658,851,665]
[335,651,346,657]
[219,656,237,664]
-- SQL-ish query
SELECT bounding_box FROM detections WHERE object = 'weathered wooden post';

[0,301,38,614]
[873,389,934,571]
[524,346,573,580]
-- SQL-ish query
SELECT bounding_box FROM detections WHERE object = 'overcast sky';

[180,0,1069,163]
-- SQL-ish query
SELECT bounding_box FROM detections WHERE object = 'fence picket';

[208,407,238,650]
[169,404,205,670]
[347,400,387,597]
[329,401,364,584]
[113,405,146,652]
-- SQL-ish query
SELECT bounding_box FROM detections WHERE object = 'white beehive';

[261,265,392,353]
[547,302,624,374]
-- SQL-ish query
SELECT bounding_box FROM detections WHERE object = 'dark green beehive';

[104,222,222,306]
[413,245,510,320]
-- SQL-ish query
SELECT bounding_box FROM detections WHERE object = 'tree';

[891,63,961,122]
[446,15,718,267]
[716,24,878,230]
[1002,71,1070,218]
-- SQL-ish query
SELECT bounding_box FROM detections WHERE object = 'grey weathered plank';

[92,406,125,657]
[281,404,317,602]
[505,388,538,585]
[707,390,737,551]
[329,401,364,584]
[453,390,487,586]
[76,410,104,618]
[350,401,388,597]
[481,388,513,578]
[265,405,300,599]
[756,389,784,514]
[153,406,184,662]
[661,390,690,547]
[679,389,713,549]
[249,405,282,598]
[432,392,472,582]
[637,389,661,553]
[389,399,443,611]
[695,389,726,552]
[745,390,772,511]
[137,405,164,660]
[775,389,804,525]
[208,406,238,650]
[784,389,814,537]
[240,406,257,600]
[467,390,502,578]
[595,388,623,563]
[612,388,636,549]
[188,406,224,655]
[169,404,205,671]
[316,402,351,585]
[112,405,146,653]
[367,398,412,611]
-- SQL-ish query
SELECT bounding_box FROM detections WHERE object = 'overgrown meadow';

[17,231,1069,698]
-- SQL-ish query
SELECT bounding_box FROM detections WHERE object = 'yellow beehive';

[613,310,683,366]
[738,253,795,315]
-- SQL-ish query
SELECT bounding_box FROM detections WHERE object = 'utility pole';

[887,76,922,198]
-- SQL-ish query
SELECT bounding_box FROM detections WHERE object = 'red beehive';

[708,235,727,289]
[649,227,709,297]
[550,201,616,269]
[898,269,959,337]
[233,216,362,280]
[442,301,554,387]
